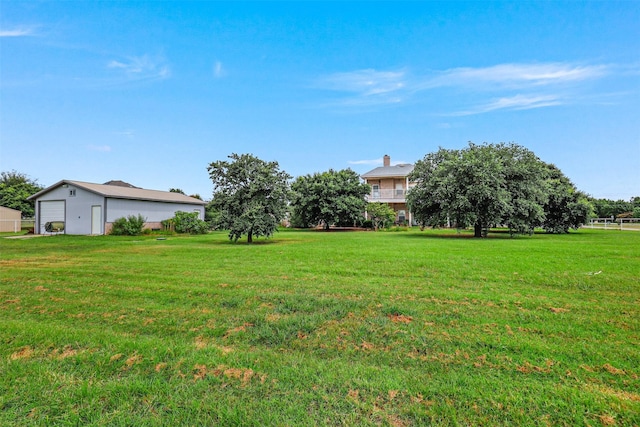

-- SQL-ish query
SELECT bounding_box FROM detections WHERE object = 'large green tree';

[407,143,549,237]
[0,170,44,218]
[498,144,549,235]
[542,164,593,233]
[290,169,369,229]
[208,153,291,243]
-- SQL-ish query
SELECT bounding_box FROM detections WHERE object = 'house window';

[69,189,76,197]
[395,183,404,196]
[398,210,406,224]
[372,184,380,198]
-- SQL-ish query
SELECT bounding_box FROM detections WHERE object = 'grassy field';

[1,228,638,426]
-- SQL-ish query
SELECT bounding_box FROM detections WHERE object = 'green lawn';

[1,228,638,426]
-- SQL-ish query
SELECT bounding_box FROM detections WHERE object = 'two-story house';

[361,155,415,225]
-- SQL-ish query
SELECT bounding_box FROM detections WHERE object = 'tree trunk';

[247,230,253,243]
[324,222,330,231]
[474,222,483,238]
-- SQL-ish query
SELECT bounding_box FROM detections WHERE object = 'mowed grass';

[1,228,638,426]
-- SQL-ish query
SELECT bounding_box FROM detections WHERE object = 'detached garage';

[28,180,206,235]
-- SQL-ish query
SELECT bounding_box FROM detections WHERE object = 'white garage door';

[40,200,65,233]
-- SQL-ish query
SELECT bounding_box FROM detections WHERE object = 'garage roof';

[28,180,207,205]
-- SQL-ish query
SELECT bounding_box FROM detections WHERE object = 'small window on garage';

[69,189,76,197]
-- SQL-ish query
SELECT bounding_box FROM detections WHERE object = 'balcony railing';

[367,189,407,201]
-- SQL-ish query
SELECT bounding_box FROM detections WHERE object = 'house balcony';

[366,189,407,203]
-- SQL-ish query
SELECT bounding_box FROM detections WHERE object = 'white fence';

[586,218,640,231]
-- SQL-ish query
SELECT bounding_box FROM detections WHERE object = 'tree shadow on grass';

[206,238,283,246]
[400,228,589,240]
[401,230,482,239]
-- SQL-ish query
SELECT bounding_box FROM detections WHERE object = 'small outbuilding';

[0,206,22,232]
[28,180,206,235]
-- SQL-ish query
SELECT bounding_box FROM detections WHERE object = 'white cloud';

[318,62,614,114]
[425,63,608,90]
[451,94,563,116]
[322,69,405,94]
[348,158,383,166]
[317,69,407,106]
[213,61,225,78]
[484,94,563,110]
[0,27,36,37]
[107,55,171,81]
[113,130,135,138]
[88,144,112,152]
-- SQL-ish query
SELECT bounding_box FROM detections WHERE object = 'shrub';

[169,211,209,234]
[385,225,410,232]
[366,202,396,231]
[110,214,146,236]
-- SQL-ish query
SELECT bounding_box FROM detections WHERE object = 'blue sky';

[1,1,639,200]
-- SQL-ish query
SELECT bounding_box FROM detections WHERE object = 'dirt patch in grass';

[124,354,143,369]
[388,314,413,323]
[598,414,617,426]
[516,360,554,374]
[602,364,626,376]
[224,323,253,337]
[192,364,263,386]
[10,346,34,360]
[50,346,79,359]
[587,384,640,402]
[194,335,208,349]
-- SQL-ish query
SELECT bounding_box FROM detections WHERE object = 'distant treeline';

[589,196,640,218]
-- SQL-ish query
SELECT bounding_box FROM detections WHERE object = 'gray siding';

[106,199,204,223]
[66,186,105,235]
[34,184,104,234]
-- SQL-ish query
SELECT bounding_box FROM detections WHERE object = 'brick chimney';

[383,154,390,167]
